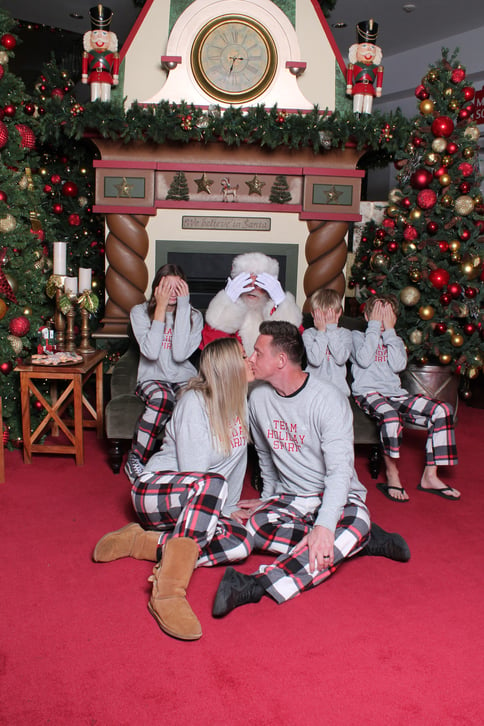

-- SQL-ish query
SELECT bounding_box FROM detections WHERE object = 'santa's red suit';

[201,253,302,355]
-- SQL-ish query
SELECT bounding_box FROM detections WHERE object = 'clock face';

[191,15,277,104]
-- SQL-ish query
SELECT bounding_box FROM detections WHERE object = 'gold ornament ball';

[444,87,454,97]
[424,152,439,166]
[7,334,23,355]
[454,195,474,215]
[451,334,464,347]
[386,205,399,218]
[419,305,435,320]
[4,272,18,294]
[409,267,422,282]
[441,194,453,207]
[462,147,474,159]
[442,155,453,167]
[464,126,480,141]
[409,208,422,221]
[432,138,447,153]
[0,50,9,64]
[474,193,483,205]
[402,241,417,255]
[23,306,32,316]
[400,286,421,306]
[419,99,434,115]
[0,214,17,233]
[449,240,460,252]
[418,356,429,365]
[439,174,451,187]
[373,238,384,248]
[427,69,438,82]
[0,298,7,320]
[450,252,461,263]
[470,352,483,367]
[409,329,424,345]
[439,353,452,365]
[461,254,481,279]
[39,167,49,177]
[447,100,459,112]
[370,252,390,271]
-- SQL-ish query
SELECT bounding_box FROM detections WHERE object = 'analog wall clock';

[191,15,278,104]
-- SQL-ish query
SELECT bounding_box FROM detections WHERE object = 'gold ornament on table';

[454,195,474,215]
[409,329,424,345]
[418,305,435,320]
[400,286,421,306]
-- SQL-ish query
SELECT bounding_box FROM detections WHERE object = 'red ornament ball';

[51,88,64,100]
[3,104,15,117]
[68,213,81,226]
[459,182,471,194]
[440,293,452,306]
[52,203,63,214]
[458,162,474,177]
[0,361,13,375]
[446,142,458,154]
[403,225,418,242]
[24,102,35,116]
[431,116,454,138]
[464,323,475,335]
[447,283,462,298]
[0,33,16,50]
[464,287,477,299]
[387,241,398,253]
[427,221,439,235]
[428,269,450,289]
[434,322,447,335]
[417,189,437,210]
[15,123,35,149]
[458,108,470,121]
[463,86,475,101]
[459,228,471,241]
[62,181,78,198]
[415,84,429,100]
[451,68,465,83]
[0,65,4,82]
[375,229,386,241]
[438,240,449,252]
[9,315,30,337]
[51,174,61,185]
[410,168,433,189]
[0,189,7,203]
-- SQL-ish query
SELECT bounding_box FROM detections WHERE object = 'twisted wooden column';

[100,213,150,335]
[303,220,349,312]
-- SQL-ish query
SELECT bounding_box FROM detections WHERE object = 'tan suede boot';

[93,523,160,562]
[147,536,202,641]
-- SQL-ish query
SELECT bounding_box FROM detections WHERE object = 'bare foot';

[383,455,410,501]
[420,466,460,499]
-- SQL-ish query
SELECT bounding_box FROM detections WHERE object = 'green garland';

[36,98,413,163]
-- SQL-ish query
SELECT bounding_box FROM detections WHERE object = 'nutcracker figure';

[346,19,383,115]
[82,4,119,102]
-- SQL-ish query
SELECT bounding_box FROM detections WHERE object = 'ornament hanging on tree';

[15,124,35,149]
[0,120,8,148]
[0,33,16,50]
[9,316,30,337]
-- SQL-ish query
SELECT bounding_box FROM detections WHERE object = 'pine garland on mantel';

[36,99,412,164]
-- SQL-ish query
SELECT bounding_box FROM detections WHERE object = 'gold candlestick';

[54,288,66,351]
[65,306,76,352]
[78,307,96,354]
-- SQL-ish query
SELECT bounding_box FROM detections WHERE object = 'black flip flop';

[416,485,460,501]
[376,483,410,503]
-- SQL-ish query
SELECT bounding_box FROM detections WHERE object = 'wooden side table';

[15,350,106,466]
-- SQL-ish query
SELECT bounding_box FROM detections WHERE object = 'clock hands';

[228,55,244,73]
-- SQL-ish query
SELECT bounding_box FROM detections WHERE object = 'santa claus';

[201,252,302,355]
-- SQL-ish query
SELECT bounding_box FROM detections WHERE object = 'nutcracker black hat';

[356,19,379,44]
[89,4,114,30]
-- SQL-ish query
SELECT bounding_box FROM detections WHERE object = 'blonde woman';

[93,338,254,641]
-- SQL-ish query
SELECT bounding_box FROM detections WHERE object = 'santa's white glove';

[256,273,286,306]
[225,272,254,302]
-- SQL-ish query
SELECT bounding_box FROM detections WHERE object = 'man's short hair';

[310,288,343,312]
[364,293,399,317]
[259,320,304,366]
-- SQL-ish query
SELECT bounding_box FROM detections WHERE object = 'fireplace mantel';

[91,138,366,336]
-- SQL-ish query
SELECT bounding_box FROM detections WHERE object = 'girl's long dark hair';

[147,264,187,319]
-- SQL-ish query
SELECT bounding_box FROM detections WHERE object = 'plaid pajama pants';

[132,380,181,463]
[246,493,370,604]
[354,392,457,466]
[131,470,251,566]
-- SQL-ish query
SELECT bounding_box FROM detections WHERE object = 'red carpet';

[1,402,483,725]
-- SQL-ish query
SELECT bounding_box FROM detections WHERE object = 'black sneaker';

[363,523,411,562]
[212,567,265,618]
[124,452,145,484]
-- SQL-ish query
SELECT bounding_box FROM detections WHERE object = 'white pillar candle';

[64,276,78,296]
[53,241,67,276]
[78,267,92,291]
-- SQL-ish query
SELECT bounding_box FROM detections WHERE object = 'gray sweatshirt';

[130,297,203,385]
[248,375,367,533]
[350,321,408,397]
[303,324,352,396]
[145,389,248,516]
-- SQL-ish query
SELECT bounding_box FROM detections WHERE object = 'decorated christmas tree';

[350,49,484,385]
[0,10,55,445]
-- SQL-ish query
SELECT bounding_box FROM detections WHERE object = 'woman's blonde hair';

[183,338,249,455]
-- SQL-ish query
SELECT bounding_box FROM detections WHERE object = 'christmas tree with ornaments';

[350,49,483,388]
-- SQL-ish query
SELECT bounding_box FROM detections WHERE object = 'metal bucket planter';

[401,364,459,426]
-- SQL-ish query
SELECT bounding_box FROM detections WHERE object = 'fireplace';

[156,241,299,312]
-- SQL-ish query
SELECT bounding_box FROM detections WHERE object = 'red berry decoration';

[428,268,450,289]
[9,315,30,337]
[459,182,471,194]
[62,181,78,198]
[417,189,437,210]
[431,116,454,138]
[410,168,433,189]
[0,33,16,50]
[15,124,35,149]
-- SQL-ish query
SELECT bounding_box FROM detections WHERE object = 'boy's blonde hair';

[364,293,399,316]
[310,288,343,312]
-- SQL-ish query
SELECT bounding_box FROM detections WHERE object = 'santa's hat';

[231,252,279,278]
